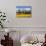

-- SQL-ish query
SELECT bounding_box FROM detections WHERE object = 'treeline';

[16,9,32,14]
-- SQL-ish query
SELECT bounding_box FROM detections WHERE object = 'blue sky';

[16,6,32,11]
[16,6,32,9]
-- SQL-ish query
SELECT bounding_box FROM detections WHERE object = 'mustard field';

[16,14,32,18]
